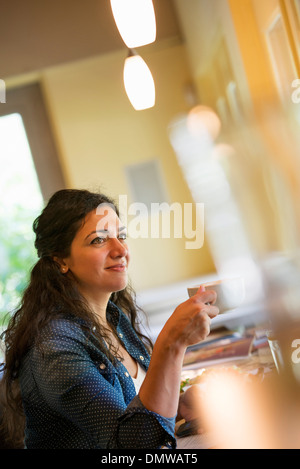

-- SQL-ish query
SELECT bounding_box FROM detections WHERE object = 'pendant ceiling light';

[110,0,156,48]
[123,50,155,111]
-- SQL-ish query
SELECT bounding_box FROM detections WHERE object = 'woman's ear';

[53,256,69,274]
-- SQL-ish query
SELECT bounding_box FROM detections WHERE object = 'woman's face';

[62,206,130,300]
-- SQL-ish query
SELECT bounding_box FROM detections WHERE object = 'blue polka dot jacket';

[19,301,176,449]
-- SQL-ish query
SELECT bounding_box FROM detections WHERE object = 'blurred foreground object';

[192,366,300,449]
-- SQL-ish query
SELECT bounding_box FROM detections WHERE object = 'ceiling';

[0,0,182,79]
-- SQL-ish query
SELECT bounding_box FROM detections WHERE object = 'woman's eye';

[90,233,127,245]
[90,236,106,245]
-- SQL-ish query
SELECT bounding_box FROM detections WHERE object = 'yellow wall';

[38,42,215,290]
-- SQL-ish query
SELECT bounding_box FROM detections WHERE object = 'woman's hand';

[139,286,219,419]
[161,286,219,351]
[176,385,205,436]
[177,385,203,423]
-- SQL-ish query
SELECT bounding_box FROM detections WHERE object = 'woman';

[0,189,218,449]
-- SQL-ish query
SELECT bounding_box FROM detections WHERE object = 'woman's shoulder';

[26,316,95,363]
[39,314,91,342]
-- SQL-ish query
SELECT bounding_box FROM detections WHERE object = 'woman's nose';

[109,237,128,258]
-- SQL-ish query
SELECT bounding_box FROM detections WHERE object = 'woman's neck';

[79,288,111,326]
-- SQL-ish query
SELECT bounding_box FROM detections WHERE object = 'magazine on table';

[182,331,255,370]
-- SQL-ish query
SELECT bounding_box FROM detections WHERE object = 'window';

[0,113,43,322]
[0,83,65,325]
[0,83,65,200]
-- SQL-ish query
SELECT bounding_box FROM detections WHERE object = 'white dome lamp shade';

[110,0,156,48]
[123,50,156,111]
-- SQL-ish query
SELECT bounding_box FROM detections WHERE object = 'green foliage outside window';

[0,203,39,327]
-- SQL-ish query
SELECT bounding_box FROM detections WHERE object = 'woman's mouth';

[105,263,127,272]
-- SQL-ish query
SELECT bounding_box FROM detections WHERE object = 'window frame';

[0,82,66,200]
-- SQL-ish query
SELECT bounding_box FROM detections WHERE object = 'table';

[176,432,217,449]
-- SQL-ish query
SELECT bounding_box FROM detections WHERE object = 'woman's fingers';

[201,303,219,319]
[193,286,217,306]
[189,287,219,319]
[167,287,220,347]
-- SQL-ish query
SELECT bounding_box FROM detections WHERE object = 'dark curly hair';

[0,189,152,447]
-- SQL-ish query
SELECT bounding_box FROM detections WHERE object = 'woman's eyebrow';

[85,226,126,240]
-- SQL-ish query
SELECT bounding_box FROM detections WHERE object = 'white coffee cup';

[187,277,245,314]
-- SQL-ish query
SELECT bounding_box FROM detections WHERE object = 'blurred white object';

[168,113,264,306]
